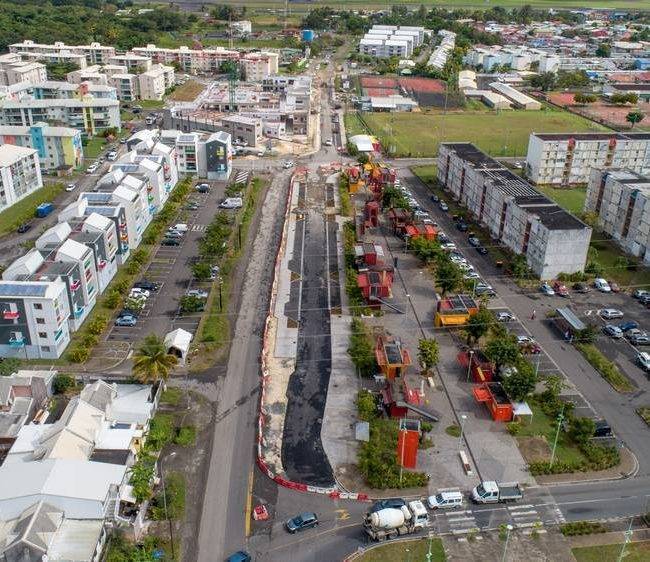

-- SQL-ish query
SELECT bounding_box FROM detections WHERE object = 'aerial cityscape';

[0,1,649,561]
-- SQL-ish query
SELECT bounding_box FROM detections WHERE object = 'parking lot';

[103,175,235,352]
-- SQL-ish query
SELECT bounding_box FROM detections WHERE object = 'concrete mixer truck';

[363,500,429,541]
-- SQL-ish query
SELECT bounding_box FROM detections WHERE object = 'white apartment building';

[585,168,650,264]
[108,53,152,73]
[0,144,42,212]
[463,45,549,72]
[0,279,71,360]
[9,40,116,65]
[438,143,592,279]
[110,73,139,102]
[359,25,426,59]
[0,96,121,136]
[526,132,650,186]
[138,64,175,100]
[0,53,47,86]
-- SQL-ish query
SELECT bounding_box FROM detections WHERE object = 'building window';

[36,318,45,324]
[41,346,51,352]
[38,332,47,338]
[34,303,43,310]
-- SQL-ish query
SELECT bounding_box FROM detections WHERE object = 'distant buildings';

[438,142,592,279]
[9,39,116,66]
[526,132,650,186]
[585,168,650,264]
[427,30,455,70]
[0,122,83,172]
[359,25,426,59]
[0,53,47,87]
[0,144,42,212]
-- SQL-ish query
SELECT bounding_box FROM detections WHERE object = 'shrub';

[576,344,634,392]
[180,295,205,313]
[420,421,433,433]
[86,315,108,336]
[347,318,377,376]
[82,333,99,348]
[560,521,606,536]
[174,426,196,446]
[67,346,89,363]
[53,373,75,394]
[150,472,185,520]
[147,414,175,451]
[103,289,122,309]
[0,358,20,377]
[507,422,521,436]
[192,262,213,281]
[129,453,156,502]
[356,390,378,421]
[445,424,461,438]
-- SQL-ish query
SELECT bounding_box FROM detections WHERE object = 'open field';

[573,541,650,562]
[356,538,445,562]
[346,109,608,157]
[0,183,65,236]
[536,186,587,215]
[168,80,206,102]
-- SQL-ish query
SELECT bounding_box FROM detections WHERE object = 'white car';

[594,278,612,293]
[65,183,77,192]
[129,288,150,299]
[464,271,480,280]
[637,351,650,372]
[325,139,333,146]
[599,308,624,320]
[283,161,295,169]
[441,242,457,251]
[219,197,243,209]
[496,311,516,322]
[107,151,118,161]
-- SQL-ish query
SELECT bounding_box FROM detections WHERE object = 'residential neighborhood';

[0,2,648,562]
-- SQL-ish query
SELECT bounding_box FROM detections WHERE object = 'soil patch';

[517,435,552,463]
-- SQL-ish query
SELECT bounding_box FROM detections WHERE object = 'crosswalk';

[233,170,249,185]
[190,224,206,232]
[508,504,543,529]
[434,509,479,535]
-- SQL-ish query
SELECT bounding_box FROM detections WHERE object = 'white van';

[407,500,429,527]
[427,490,463,510]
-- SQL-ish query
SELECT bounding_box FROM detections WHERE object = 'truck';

[35,202,54,218]
[363,500,428,541]
[471,481,523,504]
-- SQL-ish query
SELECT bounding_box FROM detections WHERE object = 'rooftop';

[533,132,650,141]
[0,144,36,167]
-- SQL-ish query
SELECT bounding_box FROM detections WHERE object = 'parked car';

[552,282,569,297]
[161,237,181,246]
[219,197,243,209]
[324,139,333,146]
[468,236,480,247]
[195,183,210,193]
[226,552,251,562]
[16,222,32,234]
[599,308,624,320]
[609,281,621,293]
[632,289,649,299]
[517,335,541,354]
[616,321,639,332]
[629,332,650,346]
[107,151,118,161]
[115,314,137,327]
[441,242,457,251]
[594,278,611,292]
[283,161,295,169]
[475,246,488,255]
[625,328,645,341]
[439,201,449,212]
[637,351,650,372]
[184,202,200,210]
[602,324,623,339]
[129,288,150,299]
[430,194,440,203]
[475,283,496,297]
[165,230,184,239]
[133,280,160,292]
[572,282,590,293]
[496,311,516,322]
[639,294,650,306]
[186,289,209,299]
[539,283,555,296]
[456,222,469,232]
[369,498,406,513]
[285,512,318,533]
[65,183,77,192]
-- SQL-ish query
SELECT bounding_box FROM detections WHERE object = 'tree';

[436,259,463,296]
[132,334,178,384]
[573,92,596,105]
[53,373,76,394]
[595,43,611,58]
[347,319,377,377]
[358,153,370,165]
[568,416,595,445]
[484,332,520,373]
[180,295,205,313]
[0,357,20,377]
[192,262,212,281]
[410,237,442,265]
[626,111,645,128]
[510,255,530,280]
[502,359,537,401]
[530,72,556,92]
[417,338,439,374]
[346,141,359,156]
[464,305,493,346]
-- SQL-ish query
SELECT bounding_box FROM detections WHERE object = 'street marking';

[334,509,350,521]
[244,468,253,537]
[584,310,594,316]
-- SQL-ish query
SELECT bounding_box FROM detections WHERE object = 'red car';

[553,281,569,297]
[609,281,621,293]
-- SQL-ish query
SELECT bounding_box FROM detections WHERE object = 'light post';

[160,452,177,559]
[501,524,514,562]
[616,518,634,562]
[466,349,474,382]
[458,414,468,451]
[550,404,565,467]
[426,534,434,562]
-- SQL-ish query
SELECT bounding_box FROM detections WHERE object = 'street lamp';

[160,451,177,559]
[458,414,468,451]
[466,349,474,382]
[550,403,565,467]
[501,524,514,562]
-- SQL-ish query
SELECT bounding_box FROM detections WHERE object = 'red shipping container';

[397,423,420,469]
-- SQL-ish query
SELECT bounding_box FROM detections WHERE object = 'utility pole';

[550,403,565,467]
[616,518,634,562]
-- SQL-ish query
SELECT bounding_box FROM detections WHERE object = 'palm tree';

[132,334,178,384]
[626,111,645,129]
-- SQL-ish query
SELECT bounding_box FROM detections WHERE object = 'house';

[375,335,412,380]
[434,294,479,327]
[357,269,394,307]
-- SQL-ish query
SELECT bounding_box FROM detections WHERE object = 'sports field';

[346,109,609,157]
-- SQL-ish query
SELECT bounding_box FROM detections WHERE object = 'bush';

[129,453,156,503]
[348,318,377,376]
[445,424,461,438]
[86,315,108,336]
[192,262,213,281]
[174,426,196,446]
[507,422,521,436]
[420,421,433,433]
[150,472,186,520]
[103,289,122,309]
[180,295,205,313]
[53,373,76,394]
[560,521,607,536]
[356,390,378,422]
[82,333,99,348]
[576,344,634,392]
[0,358,20,377]
[67,346,90,363]
[147,414,175,451]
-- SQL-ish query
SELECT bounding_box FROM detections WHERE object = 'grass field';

[573,541,650,562]
[83,137,109,159]
[346,109,608,157]
[356,538,445,562]
[0,182,65,236]
[537,186,587,215]
[168,80,205,102]
[139,99,165,110]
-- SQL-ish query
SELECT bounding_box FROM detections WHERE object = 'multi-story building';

[0,278,71,360]
[438,143,592,279]
[169,131,232,180]
[585,168,650,264]
[0,53,47,86]
[138,64,175,101]
[30,80,117,101]
[0,144,42,212]
[174,132,200,175]
[110,73,139,101]
[0,96,121,136]
[359,25,426,58]
[0,122,83,171]
[526,132,650,186]
[9,40,116,66]
[108,53,152,73]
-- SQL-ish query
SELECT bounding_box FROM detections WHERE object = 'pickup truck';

[471,481,523,504]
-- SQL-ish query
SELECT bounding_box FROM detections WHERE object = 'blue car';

[285,512,318,533]
[226,552,251,562]
[115,314,137,327]
[617,321,639,332]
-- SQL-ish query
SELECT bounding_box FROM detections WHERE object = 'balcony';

[119,221,127,230]
[98,259,107,270]
[73,305,85,319]
[147,194,154,203]
[9,337,25,348]
[2,310,19,321]
[149,204,157,213]
[121,244,129,252]
[164,182,172,192]
[70,280,81,292]
[120,233,129,242]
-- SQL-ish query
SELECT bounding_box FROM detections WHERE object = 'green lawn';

[589,238,650,288]
[138,99,165,110]
[573,541,650,562]
[0,182,65,236]
[356,538,445,562]
[82,137,109,159]
[537,186,587,215]
[516,399,587,466]
[347,109,608,157]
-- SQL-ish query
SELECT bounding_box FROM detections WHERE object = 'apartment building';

[463,45,550,72]
[0,144,42,212]
[29,80,117,101]
[0,53,47,86]
[585,168,650,264]
[359,25,426,58]
[0,96,121,136]
[138,64,175,101]
[9,40,116,66]
[438,143,592,279]
[0,278,71,360]
[526,132,650,186]
[0,122,83,171]
[108,53,152,73]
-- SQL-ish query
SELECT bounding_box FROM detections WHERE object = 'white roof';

[95,422,135,450]
[112,184,138,202]
[512,402,533,416]
[36,222,71,248]
[47,518,104,562]
[0,144,36,167]
[349,134,375,152]
[84,212,112,232]
[108,384,155,425]
[56,238,89,262]
[2,249,44,279]
[164,328,192,357]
